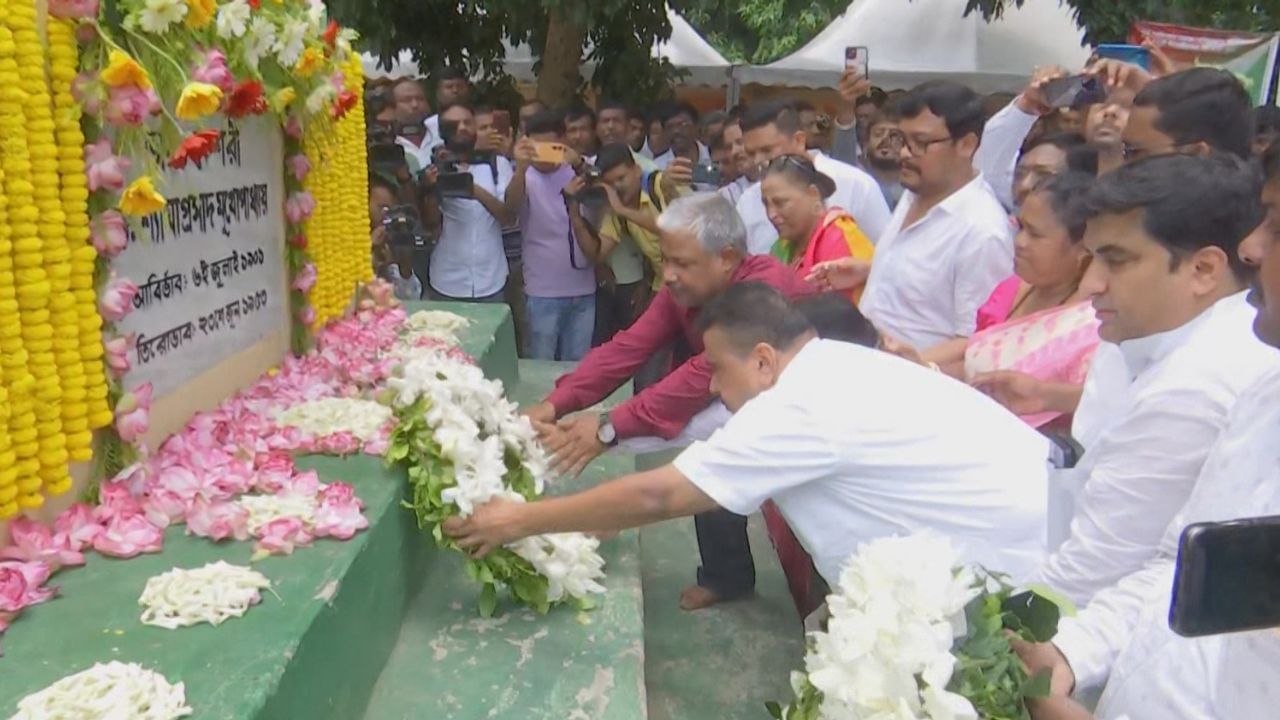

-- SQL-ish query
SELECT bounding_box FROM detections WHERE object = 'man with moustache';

[861,111,905,209]
[849,81,1013,353]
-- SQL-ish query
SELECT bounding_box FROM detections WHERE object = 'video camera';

[430,145,476,198]
[367,119,410,181]
[379,204,430,250]
[570,161,608,205]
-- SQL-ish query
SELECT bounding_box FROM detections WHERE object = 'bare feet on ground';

[679,584,727,611]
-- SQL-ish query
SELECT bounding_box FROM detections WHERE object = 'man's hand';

[1143,39,1176,78]
[564,146,584,171]
[602,182,626,215]
[837,69,872,105]
[1086,58,1153,94]
[421,165,440,188]
[545,413,606,478]
[1009,637,1075,697]
[970,370,1051,416]
[442,498,528,558]
[1016,66,1068,116]
[664,157,694,190]
[879,335,928,368]
[475,129,501,154]
[521,401,557,426]
[563,176,588,209]
[805,257,872,291]
[514,137,537,168]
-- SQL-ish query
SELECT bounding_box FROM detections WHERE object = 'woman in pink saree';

[890,172,1100,428]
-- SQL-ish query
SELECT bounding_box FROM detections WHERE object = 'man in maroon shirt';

[524,192,814,609]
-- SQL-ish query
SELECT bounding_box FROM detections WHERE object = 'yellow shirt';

[599,179,680,290]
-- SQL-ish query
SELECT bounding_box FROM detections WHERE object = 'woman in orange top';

[762,154,876,303]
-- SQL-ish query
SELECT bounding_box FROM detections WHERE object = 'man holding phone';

[504,111,599,362]
[1012,147,1280,720]
[421,103,516,303]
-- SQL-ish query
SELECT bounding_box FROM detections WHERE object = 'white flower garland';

[11,661,192,719]
[786,533,980,720]
[400,310,470,347]
[139,562,272,630]
[238,493,318,534]
[274,398,393,442]
[386,348,605,608]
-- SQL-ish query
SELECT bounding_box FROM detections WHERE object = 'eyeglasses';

[766,154,820,180]
[888,130,954,156]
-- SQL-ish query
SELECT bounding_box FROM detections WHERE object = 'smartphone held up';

[844,46,869,79]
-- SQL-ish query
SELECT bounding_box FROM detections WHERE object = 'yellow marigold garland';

[49,17,106,468]
[303,55,371,326]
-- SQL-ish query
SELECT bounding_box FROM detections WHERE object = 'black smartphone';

[436,172,474,199]
[1169,516,1280,638]
[1042,75,1108,109]
[692,160,721,187]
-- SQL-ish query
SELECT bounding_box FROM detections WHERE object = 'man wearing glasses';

[853,81,1014,353]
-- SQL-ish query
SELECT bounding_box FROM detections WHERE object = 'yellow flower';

[100,49,152,89]
[294,47,325,78]
[185,0,217,29]
[272,86,297,112]
[119,176,166,216]
[175,81,224,120]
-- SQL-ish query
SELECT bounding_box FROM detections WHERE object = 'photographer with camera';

[504,110,599,362]
[369,176,429,301]
[421,102,516,303]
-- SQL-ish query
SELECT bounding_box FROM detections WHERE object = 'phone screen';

[533,141,566,164]
[1170,516,1280,638]
[1042,75,1107,109]
[1096,43,1152,71]
[844,46,868,78]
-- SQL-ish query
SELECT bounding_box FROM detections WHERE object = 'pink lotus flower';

[192,49,234,94]
[315,432,360,456]
[284,191,316,224]
[254,452,295,494]
[115,382,153,444]
[96,480,144,522]
[314,482,368,540]
[254,518,313,556]
[99,272,139,322]
[48,0,98,19]
[103,332,136,377]
[141,488,189,529]
[54,503,103,550]
[0,561,58,612]
[287,154,311,182]
[362,436,389,456]
[92,514,164,558]
[297,304,316,326]
[104,85,161,127]
[71,72,103,115]
[292,262,317,293]
[84,137,131,192]
[284,469,321,498]
[91,210,129,258]
[0,518,84,567]
[185,498,249,542]
[285,115,303,139]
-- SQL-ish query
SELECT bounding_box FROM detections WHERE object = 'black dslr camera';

[571,161,608,205]
[430,146,475,198]
[380,204,430,250]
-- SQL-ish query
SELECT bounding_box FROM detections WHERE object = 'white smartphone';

[845,46,868,79]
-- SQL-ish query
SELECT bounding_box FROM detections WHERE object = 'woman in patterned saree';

[901,170,1100,428]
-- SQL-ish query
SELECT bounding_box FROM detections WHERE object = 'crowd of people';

[368,55,1280,719]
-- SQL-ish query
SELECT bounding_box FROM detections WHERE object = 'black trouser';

[694,508,756,598]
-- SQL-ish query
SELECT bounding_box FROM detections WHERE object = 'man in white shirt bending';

[854,81,1014,353]
[444,282,1049,587]
[736,100,891,254]
[1031,152,1279,607]
[1013,146,1280,720]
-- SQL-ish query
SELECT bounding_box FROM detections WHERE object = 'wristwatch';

[596,413,618,447]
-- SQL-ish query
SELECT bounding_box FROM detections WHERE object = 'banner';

[114,117,288,397]
[1130,21,1280,105]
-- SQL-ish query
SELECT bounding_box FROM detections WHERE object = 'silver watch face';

[598,420,616,444]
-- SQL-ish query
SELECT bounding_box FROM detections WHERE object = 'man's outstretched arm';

[444,464,718,556]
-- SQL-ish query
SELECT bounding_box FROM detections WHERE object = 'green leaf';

[1002,591,1062,643]
[478,583,498,618]
[1025,583,1078,618]
[765,701,784,719]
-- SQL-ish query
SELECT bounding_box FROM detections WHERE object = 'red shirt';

[547,255,815,440]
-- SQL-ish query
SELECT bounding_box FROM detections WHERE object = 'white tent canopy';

[362,6,731,87]
[733,0,1090,93]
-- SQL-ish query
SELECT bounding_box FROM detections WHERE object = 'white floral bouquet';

[769,533,1064,720]
[384,346,605,616]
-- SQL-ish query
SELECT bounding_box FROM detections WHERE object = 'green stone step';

[359,359,647,720]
